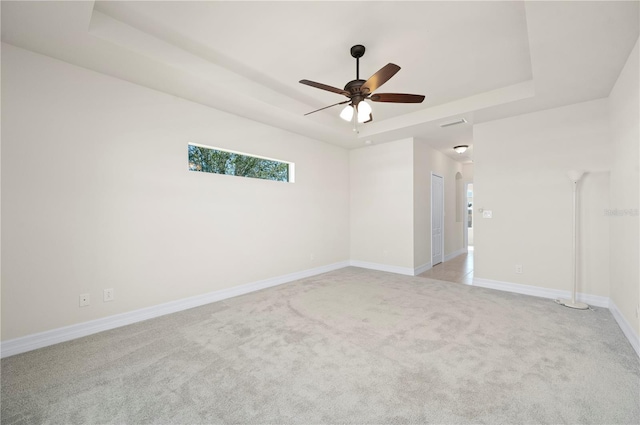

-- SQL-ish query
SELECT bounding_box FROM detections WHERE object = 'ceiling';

[2,1,638,163]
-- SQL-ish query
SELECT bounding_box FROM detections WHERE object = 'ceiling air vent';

[440,118,468,128]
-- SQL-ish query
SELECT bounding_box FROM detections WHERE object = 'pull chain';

[353,104,359,134]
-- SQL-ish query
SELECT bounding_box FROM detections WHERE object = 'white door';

[432,173,444,266]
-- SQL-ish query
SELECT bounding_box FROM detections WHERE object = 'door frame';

[431,172,445,266]
[463,181,472,251]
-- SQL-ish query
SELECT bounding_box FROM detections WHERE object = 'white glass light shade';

[453,145,468,154]
[340,105,354,121]
[357,101,372,123]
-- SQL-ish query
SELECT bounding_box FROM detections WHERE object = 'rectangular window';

[188,143,294,183]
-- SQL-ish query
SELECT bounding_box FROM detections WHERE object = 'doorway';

[466,183,474,249]
[419,175,474,285]
[431,173,444,266]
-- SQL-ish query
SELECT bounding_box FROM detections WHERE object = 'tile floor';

[418,246,474,284]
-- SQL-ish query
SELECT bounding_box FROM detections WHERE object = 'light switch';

[482,210,493,218]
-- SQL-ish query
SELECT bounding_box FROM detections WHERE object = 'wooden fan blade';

[299,80,350,96]
[360,63,401,94]
[304,100,350,116]
[370,93,425,103]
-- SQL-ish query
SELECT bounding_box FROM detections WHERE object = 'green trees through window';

[188,144,291,182]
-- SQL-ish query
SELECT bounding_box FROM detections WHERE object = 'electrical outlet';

[636,305,639,318]
[515,265,523,274]
[79,293,90,307]
[103,288,114,302]
[482,210,493,219]
[310,253,315,261]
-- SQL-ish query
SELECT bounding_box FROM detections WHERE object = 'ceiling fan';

[299,44,425,125]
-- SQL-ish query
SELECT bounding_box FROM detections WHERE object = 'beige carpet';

[2,267,639,424]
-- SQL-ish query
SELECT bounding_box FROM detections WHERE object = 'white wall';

[462,163,474,181]
[349,139,415,269]
[474,98,611,297]
[349,138,463,272]
[608,38,639,336]
[413,139,464,268]
[578,172,611,297]
[1,44,350,341]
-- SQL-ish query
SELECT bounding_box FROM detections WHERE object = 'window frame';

[188,142,295,183]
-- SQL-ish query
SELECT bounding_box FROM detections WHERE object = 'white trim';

[0,261,350,358]
[414,262,432,276]
[349,260,415,276]
[609,300,640,358]
[431,172,445,267]
[463,181,473,250]
[444,248,465,262]
[576,292,611,308]
[188,142,295,183]
[350,260,432,276]
[470,277,610,308]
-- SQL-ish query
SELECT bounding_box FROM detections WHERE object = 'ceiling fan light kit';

[339,105,354,121]
[340,100,372,124]
[300,44,425,127]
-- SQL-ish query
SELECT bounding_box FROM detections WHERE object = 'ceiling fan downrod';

[350,44,365,80]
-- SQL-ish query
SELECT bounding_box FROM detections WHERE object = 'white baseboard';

[470,277,610,308]
[575,292,611,308]
[609,300,640,358]
[349,260,415,276]
[414,262,432,275]
[350,250,462,277]
[444,248,465,262]
[0,261,350,358]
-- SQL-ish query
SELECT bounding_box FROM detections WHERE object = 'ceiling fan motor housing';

[344,79,368,105]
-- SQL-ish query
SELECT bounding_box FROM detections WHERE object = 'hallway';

[418,247,474,285]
